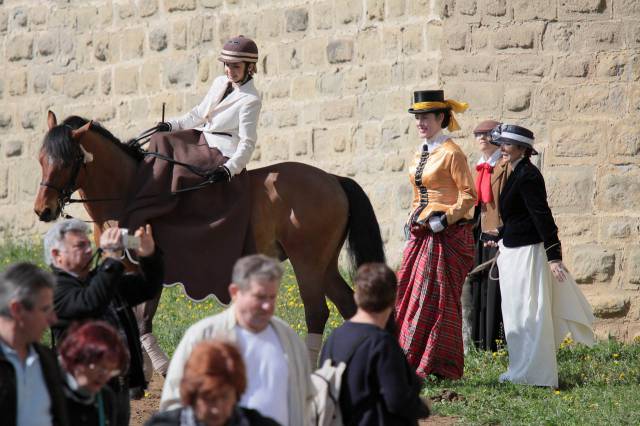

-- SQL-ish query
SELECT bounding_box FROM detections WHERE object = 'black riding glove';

[208,165,232,183]
[157,122,172,132]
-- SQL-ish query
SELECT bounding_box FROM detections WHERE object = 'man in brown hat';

[468,119,511,352]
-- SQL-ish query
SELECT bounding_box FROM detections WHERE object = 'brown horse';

[34,111,385,345]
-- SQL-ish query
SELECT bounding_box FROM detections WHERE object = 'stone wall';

[0,0,638,340]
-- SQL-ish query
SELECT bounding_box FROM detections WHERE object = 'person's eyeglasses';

[87,363,121,379]
[474,132,491,138]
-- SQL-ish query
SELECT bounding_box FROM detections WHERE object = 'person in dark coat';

[44,218,164,426]
[58,321,130,426]
[146,340,280,426]
[0,262,69,426]
[320,263,430,426]
[490,124,594,387]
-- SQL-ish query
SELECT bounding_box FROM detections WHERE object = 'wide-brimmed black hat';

[407,90,469,131]
[491,124,538,155]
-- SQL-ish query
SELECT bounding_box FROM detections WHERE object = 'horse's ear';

[47,111,57,129]
[70,121,92,140]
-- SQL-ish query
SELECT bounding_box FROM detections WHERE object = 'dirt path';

[130,374,458,425]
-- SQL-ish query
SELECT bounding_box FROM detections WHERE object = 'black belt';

[210,131,232,137]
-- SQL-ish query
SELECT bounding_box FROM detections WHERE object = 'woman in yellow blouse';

[395,90,477,380]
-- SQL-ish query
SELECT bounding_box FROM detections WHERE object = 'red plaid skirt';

[395,224,474,379]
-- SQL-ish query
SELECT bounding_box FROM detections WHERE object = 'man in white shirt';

[0,262,69,426]
[160,254,314,426]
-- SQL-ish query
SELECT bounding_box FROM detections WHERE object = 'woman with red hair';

[58,321,129,426]
[146,340,279,426]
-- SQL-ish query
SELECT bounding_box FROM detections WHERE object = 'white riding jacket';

[167,75,262,176]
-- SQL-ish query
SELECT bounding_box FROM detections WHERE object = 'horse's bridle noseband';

[39,151,85,213]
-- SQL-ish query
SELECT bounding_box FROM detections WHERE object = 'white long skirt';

[497,241,594,387]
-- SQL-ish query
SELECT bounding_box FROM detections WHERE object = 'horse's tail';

[337,176,386,269]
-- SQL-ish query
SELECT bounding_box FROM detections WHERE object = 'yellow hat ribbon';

[410,99,469,131]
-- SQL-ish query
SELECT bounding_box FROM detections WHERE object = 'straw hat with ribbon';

[408,90,469,132]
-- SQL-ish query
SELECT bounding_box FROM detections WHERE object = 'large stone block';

[286,8,308,32]
[443,82,503,114]
[571,85,626,115]
[503,87,531,113]
[120,28,144,60]
[117,2,135,19]
[492,25,536,50]
[312,1,333,30]
[278,45,302,71]
[545,167,594,213]
[580,22,624,51]
[599,218,637,240]
[29,7,47,27]
[114,66,139,95]
[266,78,290,99]
[365,0,384,21]
[551,123,602,157]
[8,71,27,97]
[512,0,557,20]
[7,34,33,61]
[163,57,196,88]
[335,0,361,24]
[0,166,8,199]
[595,167,640,212]
[614,0,640,18]
[590,293,630,318]
[312,125,354,158]
[556,56,591,78]
[93,33,113,62]
[386,0,406,18]
[608,124,640,156]
[559,0,609,19]
[317,70,342,95]
[446,30,467,51]
[485,0,508,17]
[291,76,316,100]
[140,0,159,16]
[64,72,98,98]
[498,55,552,80]
[569,245,616,284]
[365,64,391,90]
[166,0,196,12]
[100,69,112,95]
[402,25,423,55]
[440,56,494,80]
[37,32,57,57]
[172,20,188,50]
[595,53,629,80]
[403,58,435,83]
[20,109,38,130]
[327,39,354,63]
[0,9,8,33]
[4,140,22,157]
[0,111,12,128]
[355,28,382,62]
[189,17,204,48]
[555,215,595,240]
[534,85,569,119]
[256,9,282,39]
[321,97,355,121]
[627,248,640,285]
[149,28,168,51]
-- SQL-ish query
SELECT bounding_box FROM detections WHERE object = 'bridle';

[39,150,86,215]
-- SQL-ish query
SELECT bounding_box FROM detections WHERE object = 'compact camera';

[119,228,141,250]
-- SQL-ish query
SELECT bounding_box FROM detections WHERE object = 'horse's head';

[34,111,92,222]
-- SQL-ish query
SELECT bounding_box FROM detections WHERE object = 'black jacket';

[320,322,429,426]
[51,251,164,389]
[63,375,117,426]
[0,342,70,426]
[145,406,281,426]
[498,157,562,261]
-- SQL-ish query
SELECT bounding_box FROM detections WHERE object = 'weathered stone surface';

[600,219,635,240]
[486,0,508,17]
[64,72,97,98]
[114,66,139,95]
[166,0,196,12]
[590,294,631,318]
[0,10,8,33]
[8,71,27,96]
[446,30,466,50]
[504,87,531,112]
[440,56,494,80]
[201,0,222,8]
[609,125,640,156]
[12,7,27,27]
[492,25,535,50]
[172,20,188,50]
[335,0,361,24]
[139,0,159,16]
[571,85,626,114]
[559,0,607,15]
[546,167,594,212]
[100,70,112,95]
[7,34,33,61]
[37,32,57,57]
[286,8,308,32]
[4,140,22,157]
[20,109,38,129]
[457,0,478,16]
[614,0,640,18]
[386,0,406,18]
[312,2,333,30]
[0,111,11,129]
[149,28,168,51]
[556,56,590,78]
[163,58,195,88]
[321,97,355,121]
[512,0,556,20]
[551,123,602,157]
[555,215,595,240]
[595,53,628,79]
[628,248,640,285]
[327,39,353,63]
[570,246,616,283]
[0,166,8,199]
[120,28,144,59]
[366,0,385,21]
[498,56,552,80]
[595,167,640,212]
[402,25,423,55]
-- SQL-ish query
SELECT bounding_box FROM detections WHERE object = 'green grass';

[3,237,640,425]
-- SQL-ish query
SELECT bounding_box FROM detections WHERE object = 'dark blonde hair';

[180,340,247,406]
[353,263,397,313]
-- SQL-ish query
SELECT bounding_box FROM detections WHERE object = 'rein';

[43,123,220,220]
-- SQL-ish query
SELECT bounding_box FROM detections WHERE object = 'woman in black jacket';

[58,321,129,426]
[490,124,594,388]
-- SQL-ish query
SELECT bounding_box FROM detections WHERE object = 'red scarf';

[475,163,493,205]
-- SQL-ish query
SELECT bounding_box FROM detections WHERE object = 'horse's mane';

[41,116,144,164]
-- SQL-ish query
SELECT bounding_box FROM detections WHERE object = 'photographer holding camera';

[44,218,164,426]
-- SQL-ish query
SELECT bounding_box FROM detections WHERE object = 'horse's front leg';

[134,290,170,378]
